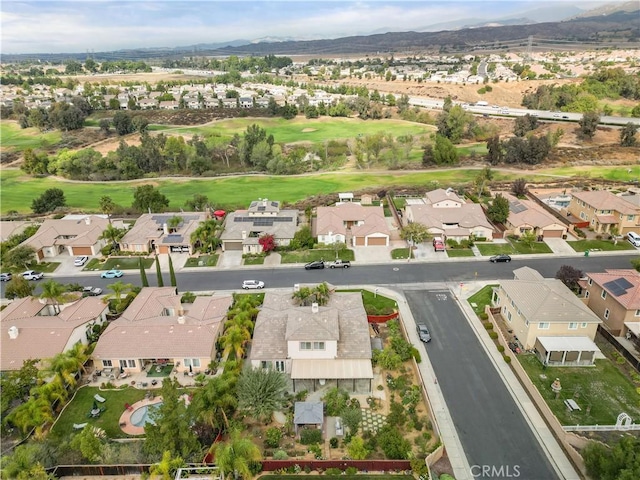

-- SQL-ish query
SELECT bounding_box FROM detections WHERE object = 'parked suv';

[22,270,44,281]
[74,256,89,267]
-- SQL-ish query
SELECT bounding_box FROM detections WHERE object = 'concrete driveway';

[218,251,243,269]
[545,238,577,255]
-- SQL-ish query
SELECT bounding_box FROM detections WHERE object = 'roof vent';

[8,326,19,339]
[177,315,185,324]
[312,303,319,313]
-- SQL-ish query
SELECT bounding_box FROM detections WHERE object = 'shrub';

[497,345,505,353]
[300,428,323,445]
[273,450,288,460]
[479,312,488,320]
[326,468,342,475]
[346,467,358,475]
[503,355,512,363]
[489,331,499,339]
[329,437,339,448]
[616,355,627,365]
[483,322,493,330]
[265,427,282,448]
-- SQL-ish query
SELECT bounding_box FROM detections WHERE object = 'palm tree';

[37,377,69,406]
[65,342,90,375]
[314,282,331,306]
[292,286,313,306]
[39,279,71,314]
[220,325,251,360]
[99,224,126,251]
[226,311,254,336]
[167,215,183,233]
[103,280,133,313]
[99,196,116,224]
[8,396,54,439]
[193,373,238,431]
[212,430,262,480]
[44,351,79,390]
[149,451,185,480]
[190,219,219,253]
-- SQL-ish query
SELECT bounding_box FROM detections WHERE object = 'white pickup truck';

[326,259,351,269]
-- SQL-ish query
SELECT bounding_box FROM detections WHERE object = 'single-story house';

[0,221,33,242]
[1,296,109,372]
[315,203,390,247]
[502,193,567,239]
[19,215,111,260]
[92,287,232,375]
[220,199,299,254]
[249,289,373,393]
[492,267,602,366]
[119,212,208,255]
[405,202,494,242]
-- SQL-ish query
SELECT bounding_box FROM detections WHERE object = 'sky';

[0,0,623,54]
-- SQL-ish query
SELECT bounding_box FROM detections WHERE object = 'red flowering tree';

[258,233,276,253]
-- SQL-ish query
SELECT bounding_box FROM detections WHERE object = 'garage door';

[158,245,170,254]
[72,246,93,255]
[367,236,388,246]
[354,237,365,246]
[542,230,564,238]
[224,241,242,251]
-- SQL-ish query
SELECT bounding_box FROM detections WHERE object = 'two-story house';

[581,269,640,339]
[249,289,373,393]
[566,190,640,235]
[220,199,298,254]
[492,267,602,366]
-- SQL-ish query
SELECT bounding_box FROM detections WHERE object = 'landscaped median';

[83,256,155,271]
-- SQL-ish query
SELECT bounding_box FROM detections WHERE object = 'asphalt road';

[3,254,636,297]
[405,289,558,480]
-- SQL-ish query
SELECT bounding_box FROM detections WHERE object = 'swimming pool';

[130,402,162,427]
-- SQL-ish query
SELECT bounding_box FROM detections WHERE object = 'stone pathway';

[360,408,386,433]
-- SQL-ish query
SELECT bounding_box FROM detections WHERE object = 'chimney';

[177,315,185,324]
[311,303,319,313]
[262,198,268,207]
[241,230,247,240]
[85,217,91,225]
[163,223,169,235]
[8,326,18,339]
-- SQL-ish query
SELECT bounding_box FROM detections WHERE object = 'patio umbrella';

[92,400,98,411]
[189,364,193,374]
[214,210,226,217]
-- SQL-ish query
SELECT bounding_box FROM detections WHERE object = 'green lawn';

[0,121,62,151]
[146,364,175,377]
[184,255,219,267]
[51,386,147,439]
[475,240,552,256]
[337,288,397,314]
[518,354,640,426]
[84,257,154,271]
[279,249,355,264]
[456,142,488,156]
[243,256,265,266]
[568,239,635,252]
[467,284,499,316]
[391,248,413,259]
[446,249,475,257]
[163,117,433,145]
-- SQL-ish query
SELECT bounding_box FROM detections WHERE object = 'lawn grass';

[84,257,154,271]
[391,248,413,259]
[511,240,553,254]
[336,288,398,314]
[51,386,147,439]
[146,364,175,377]
[279,249,355,264]
[163,117,433,145]
[243,256,265,266]
[0,120,62,151]
[567,239,635,252]
[467,284,499,316]
[518,354,640,426]
[184,255,219,267]
[475,239,552,256]
[446,249,475,257]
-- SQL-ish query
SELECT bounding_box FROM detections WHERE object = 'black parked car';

[304,260,325,270]
[489,254,512,263]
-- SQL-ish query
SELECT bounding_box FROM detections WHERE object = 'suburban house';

[119,212,208,255]
[249,289,373,393]
[220,199,299,254]
[315,203,390,247]
[565,190,640,235]
[404,189,493,242]
[92,287,232,375]
[492,267,602,366]
[0,220,32,242]
[19,215,111,260]
[502,193,568,239]
[581,269,640,340]
[1,296,109,372]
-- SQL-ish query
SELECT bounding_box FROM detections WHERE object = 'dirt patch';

[302,128,318,133]
[90,134,142,155]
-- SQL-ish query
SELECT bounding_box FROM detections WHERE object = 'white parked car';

[242,280,264,290]
[22,270,44,281]
[335,417,344,436]
[74,256,89,266]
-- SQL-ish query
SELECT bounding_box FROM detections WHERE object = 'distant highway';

[407,97,640,127]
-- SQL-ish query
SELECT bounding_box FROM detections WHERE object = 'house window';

[604,309,610,319]
[127,359,136,368]
[261,361,271,369]
[635,310,640,317]
[601,290,607,299]
[507,311,512,321]
[517,309,521,316]
[585,291,590,298]
[300,342,312,350]
[275,360,285,372]
[525,319,529,327]
[313,342,325,350]
[539,322,550,329]
[581,323,588,328]
[511,299,515,308]
[502,306,507,314]
[587,278,592,286]
[628,215,634,221]
[183,358,201,368]
[568,322,578,330]
[102,360,113,367]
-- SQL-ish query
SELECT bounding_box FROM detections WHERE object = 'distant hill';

[1,5,638,63]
